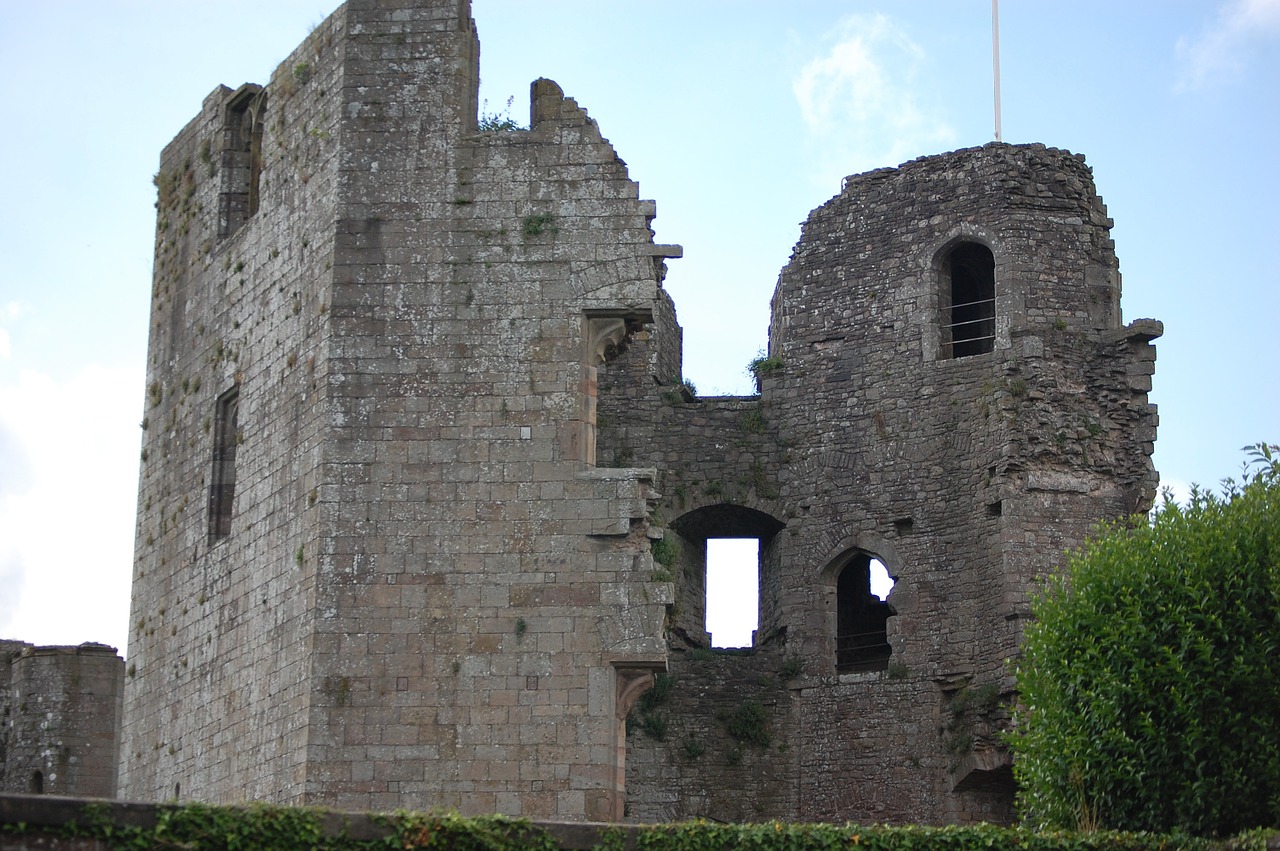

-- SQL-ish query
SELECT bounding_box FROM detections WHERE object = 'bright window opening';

[869,558,894,600]
[705,538,758,648]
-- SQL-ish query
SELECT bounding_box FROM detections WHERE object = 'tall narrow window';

[836,553,896,673]
[208,388,240,541]
[30,770,44,794]
[946,242,996,357]
[219,85,266,237]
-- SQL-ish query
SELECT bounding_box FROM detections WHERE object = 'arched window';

[30,769,44,794]
[836,553,896,672]
[219,85,266,237]
[945,242,996,357]
[667,503,786,649]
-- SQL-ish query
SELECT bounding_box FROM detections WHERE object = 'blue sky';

[1,1,1276,653]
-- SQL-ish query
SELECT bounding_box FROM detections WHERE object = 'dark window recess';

[946,242,996,357]
[30,770,44,794]
[208,388,240,541]
[219,86,266,237]
[836,553,896,673]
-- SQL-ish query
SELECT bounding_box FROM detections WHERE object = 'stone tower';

[122,0,675,820]
[123,0,1159,826]
[604,144,1160,824]
[1,641,124,798]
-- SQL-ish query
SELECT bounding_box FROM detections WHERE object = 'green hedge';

[1012,445,1280,835]
[4,802,1276,851]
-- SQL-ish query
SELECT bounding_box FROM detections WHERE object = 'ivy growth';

[7,800,1275,851]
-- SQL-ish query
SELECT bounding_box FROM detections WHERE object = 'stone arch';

[816,534,905,674]
[665,502,786,648]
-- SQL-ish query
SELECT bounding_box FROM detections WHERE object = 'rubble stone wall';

[607,144,1159,825]
[1,643,123,798]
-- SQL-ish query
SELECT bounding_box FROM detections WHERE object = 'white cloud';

[0,365,140,652]
[792,14,955,187]
[1176,0,1280,90]
[1155,476,1194,508]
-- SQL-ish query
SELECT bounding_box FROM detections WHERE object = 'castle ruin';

[5,0,1160,825]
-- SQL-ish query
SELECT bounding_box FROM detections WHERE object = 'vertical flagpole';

[992,0,1003,141]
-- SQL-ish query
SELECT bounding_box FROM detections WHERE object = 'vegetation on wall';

[478,96,524,132]
[629,672,677,741]
[747,351,784,379]
[1012,444,1280,836]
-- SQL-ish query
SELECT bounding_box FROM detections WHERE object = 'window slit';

[209,388,239,541]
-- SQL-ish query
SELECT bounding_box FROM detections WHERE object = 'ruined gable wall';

[298,0,673,820]
[120,7,349,805]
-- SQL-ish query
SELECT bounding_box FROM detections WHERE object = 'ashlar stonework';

[110,0,1159,826]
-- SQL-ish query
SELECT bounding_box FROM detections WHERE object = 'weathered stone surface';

[8,0,1158,828]
[122,0,670,821]
[604,144,1159,825]
[0,643,123,798]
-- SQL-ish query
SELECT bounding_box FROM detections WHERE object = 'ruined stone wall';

[119,0,1157,824]
[1,643,123,798]
[125,0,676,822]
[607,143,1159,825]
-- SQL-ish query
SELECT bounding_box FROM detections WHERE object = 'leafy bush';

[15,799,1278,851]
[1012,444,1280,835]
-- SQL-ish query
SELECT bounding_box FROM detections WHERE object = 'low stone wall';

[0,794,619,850]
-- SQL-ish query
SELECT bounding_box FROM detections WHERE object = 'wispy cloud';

[792,14,955,188]
[1176,0,1280,90]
